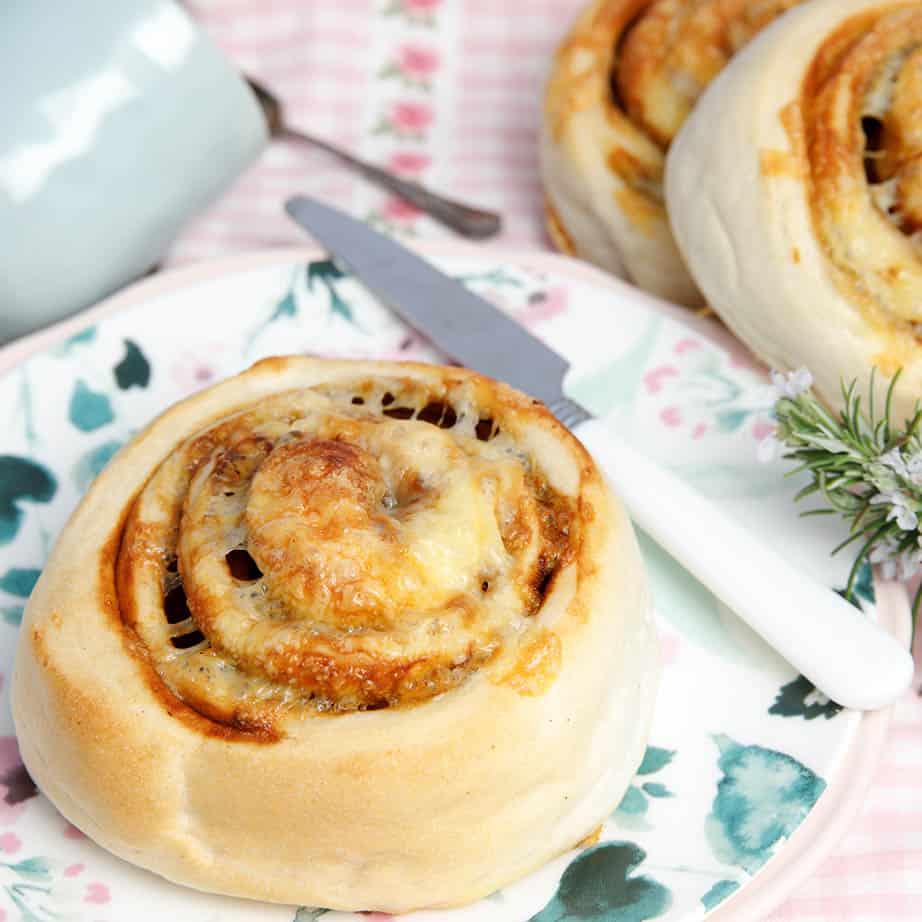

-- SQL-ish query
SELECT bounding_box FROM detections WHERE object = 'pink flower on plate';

[382,197,422,223]
[0,832,21,854]
[388,151,431,176]
[752,419,776,442]
[643,365,679,395]
[170,351,219,395]
[84,882,111,905]
[405,0,440,11]
[390,101,434,135]
[397,44,440,80]
[660,406,682,428]
[674,337,701,356]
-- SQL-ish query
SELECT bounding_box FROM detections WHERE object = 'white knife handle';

[572,418,914,710]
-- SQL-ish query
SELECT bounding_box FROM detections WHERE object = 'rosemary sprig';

[765,369,922,633]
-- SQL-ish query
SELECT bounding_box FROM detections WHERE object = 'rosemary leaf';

[765,368,922,639]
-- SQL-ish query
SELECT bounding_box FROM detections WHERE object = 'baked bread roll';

[541,0,805,306]
[11,356,659,912]
[666,0,922,420]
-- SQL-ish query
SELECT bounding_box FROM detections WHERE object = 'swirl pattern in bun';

[12,357,659,912]
[666,0,922,420]
[541,0,804,305]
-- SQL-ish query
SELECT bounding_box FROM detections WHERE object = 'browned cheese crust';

[664,0,922,423]
[540,0,805,303]
[800,4,922,369]
[115,368,580,721]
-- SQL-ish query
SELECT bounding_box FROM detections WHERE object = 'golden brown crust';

[495,628,563,695]
[664,0,922,426]
[12,357,660,911]
[540,0,806,303]
[545,0,666,230]
[616,0,803,147]
[802,4,922,330]
[545,197,578,255]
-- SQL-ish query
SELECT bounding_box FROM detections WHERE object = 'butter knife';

[285,195,913,710]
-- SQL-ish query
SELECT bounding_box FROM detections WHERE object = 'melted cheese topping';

[545,0,805,229]
[616,0,803,149]
[116,376,576,722]
[798,5,922,343]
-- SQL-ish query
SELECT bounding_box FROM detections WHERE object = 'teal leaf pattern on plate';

[700,879,740,911]
[273,290,298,319]
[3,853,55,922]
[68,381,114,432]
[67,326,97,346]
[0,456,56,545]
[615,746,676,827]
[292,909,328,921]
[618,786,649,817]
[1,607,24,626]
[9,856,51,880]
[455,268,523,288]
[705,735,826,875]
[306,257,345,283]
[714,409,749,434]
[50,325,97,357]
[72,440,124,492]
[770,675,843,721]
[247,272,302,347]
[306,258,355,324]
[0,567,40,597]
[114,339,151,389]
[637,747,675,776]
[528,842,671,922]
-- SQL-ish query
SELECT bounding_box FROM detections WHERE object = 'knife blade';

[285,195,914,711]
[285,197,574,415]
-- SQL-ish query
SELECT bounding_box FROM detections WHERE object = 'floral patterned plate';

[0,246,907,922]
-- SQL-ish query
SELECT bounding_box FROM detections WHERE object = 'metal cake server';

[285,195,914,711]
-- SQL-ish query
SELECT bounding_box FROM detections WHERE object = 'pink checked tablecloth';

[174,2,922,919]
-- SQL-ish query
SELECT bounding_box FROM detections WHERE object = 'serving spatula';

[285,195,914,710]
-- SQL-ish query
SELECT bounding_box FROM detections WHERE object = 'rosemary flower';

[770,367,813,400]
